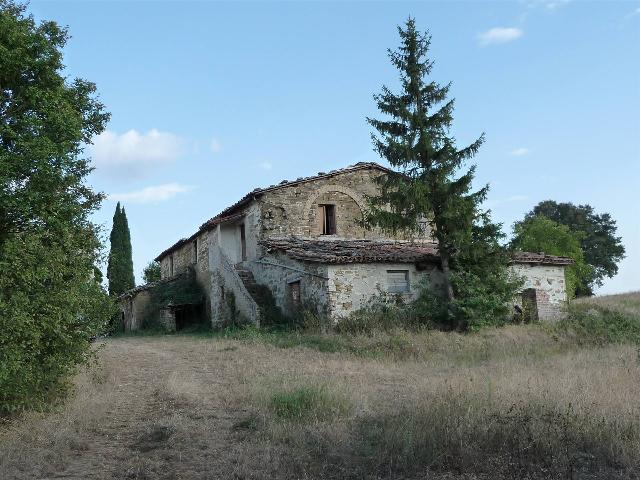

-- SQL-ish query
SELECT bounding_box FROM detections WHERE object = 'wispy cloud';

[259,161,273,170]
[210,137,222,154]
[509,147,531,156]
[108,183,194,204]
[90,129,184,178]
[625,7,640,18]
[478,27,523,46]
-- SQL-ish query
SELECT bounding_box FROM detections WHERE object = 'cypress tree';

[365,19,520,329]
[107,203,135,296]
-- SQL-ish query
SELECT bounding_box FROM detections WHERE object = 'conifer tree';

[366,19,520,329]
[107,203,135,296]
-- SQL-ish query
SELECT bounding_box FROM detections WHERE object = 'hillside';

[1,293,639,479]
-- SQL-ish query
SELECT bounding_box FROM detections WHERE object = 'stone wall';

[249,251,329,318]
[326,263,445,318]
[158,230,211,321]
[509,263,567,321]
[259,168,432,241]
[119,289,151,331]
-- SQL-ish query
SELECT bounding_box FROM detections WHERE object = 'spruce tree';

[366,19,520,329]
[107,203,135,296]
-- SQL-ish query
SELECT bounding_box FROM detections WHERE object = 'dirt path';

[0,337,283,480]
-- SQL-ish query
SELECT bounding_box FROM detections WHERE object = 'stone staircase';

[235,266,282,325]
[235,267,261,300]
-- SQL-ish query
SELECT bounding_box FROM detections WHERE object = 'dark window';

[387,270,410,293]
[319,204,336,235]
[289,281,301,309]
[193,239,198,263]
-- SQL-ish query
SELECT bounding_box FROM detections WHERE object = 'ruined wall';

[326,263,445,319]
[259,168,432,242]
[157,230,211,321]
[249,252,329,318]
[119,289,151,331]
[509,264,567,321]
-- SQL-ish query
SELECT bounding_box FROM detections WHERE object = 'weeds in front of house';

[247,379,640,479]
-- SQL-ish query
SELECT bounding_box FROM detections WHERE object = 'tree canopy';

[511,216,593,299]
[365,19,521,330]
[525,201,625,296]
[143,260,161,284]
[0,1,113,411]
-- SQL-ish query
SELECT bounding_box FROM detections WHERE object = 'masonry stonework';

[509,263,567,321]
[121,163,572,330]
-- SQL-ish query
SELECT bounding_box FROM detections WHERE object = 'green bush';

[556,303,640,345]
[334,290,439,335]
[0,231,115,412]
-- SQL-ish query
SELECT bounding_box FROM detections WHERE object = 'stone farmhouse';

[119,162,572,331]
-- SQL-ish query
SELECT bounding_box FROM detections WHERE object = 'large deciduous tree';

[0,1,113,411]
[107,202,135,296]
[143,260,161,284]
[525,201,625,296]
[365,19,521,329]
[511,216,593,299]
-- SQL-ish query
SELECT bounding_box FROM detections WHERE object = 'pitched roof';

[260,237,440,264]
[510,251,574,266]
[261,237,574,267]
[155,162,392,261]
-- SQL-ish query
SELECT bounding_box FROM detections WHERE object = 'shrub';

[335,290,439,335]
[556,303,640,345]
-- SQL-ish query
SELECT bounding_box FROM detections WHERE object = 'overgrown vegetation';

[141,267,207,331]
[0,1,114,413]
[142,260,161,284]
[556,292,640,345]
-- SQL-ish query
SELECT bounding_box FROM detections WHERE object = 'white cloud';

[259,161,273,170]
[210,138,222,153]
[90,129,184,178]
[108,183,194,204]
[478,27,523,46]
[509,147,531,156]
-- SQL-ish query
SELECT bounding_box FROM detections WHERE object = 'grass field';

[1,292,639,479]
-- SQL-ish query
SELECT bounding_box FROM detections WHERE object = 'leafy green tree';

[511,216,594,299]
[0,1,114,411]
[365,18,521,329]
[525,201,625,296]
[143,260,161,284]
[107,202,135,296]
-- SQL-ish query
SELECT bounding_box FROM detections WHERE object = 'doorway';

[239,224,247,261]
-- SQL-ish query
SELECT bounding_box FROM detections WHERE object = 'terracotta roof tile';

[260,237,440,264]
[510,251,574,265]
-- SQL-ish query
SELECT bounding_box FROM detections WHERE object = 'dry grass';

[575,291,640,317]
[1,298,639,479]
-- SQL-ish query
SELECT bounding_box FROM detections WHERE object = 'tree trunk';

[440,252,455,303]
[440,252,462,330]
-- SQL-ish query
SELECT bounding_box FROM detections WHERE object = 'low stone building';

[119,162,572,330]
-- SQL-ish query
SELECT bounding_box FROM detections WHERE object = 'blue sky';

[29,0,640,294]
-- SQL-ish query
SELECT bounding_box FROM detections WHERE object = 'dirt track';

[0,337,288,479]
